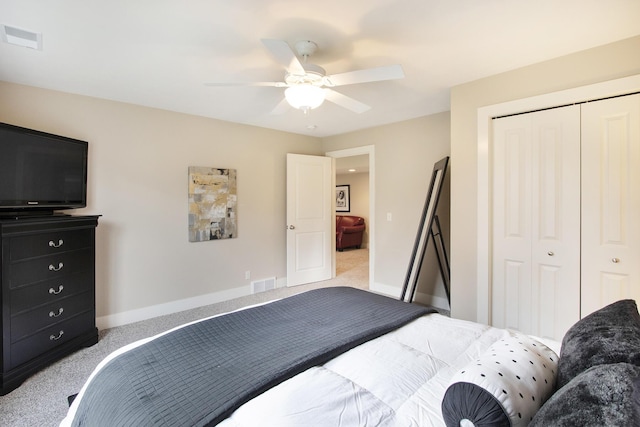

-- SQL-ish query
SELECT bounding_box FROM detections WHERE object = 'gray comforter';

[69,287,434,426]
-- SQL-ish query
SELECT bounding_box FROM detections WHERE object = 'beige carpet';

[0,248,369,427]
[335,247,369,288]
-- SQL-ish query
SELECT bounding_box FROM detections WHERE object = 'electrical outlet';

[245,271,250,280]
[387,212,392,221]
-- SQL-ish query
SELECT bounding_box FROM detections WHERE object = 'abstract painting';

[188,167,237,242]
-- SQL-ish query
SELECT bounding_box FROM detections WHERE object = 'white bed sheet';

[218,313,520,427]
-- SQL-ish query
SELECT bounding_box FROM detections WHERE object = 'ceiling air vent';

[1,24,42,50]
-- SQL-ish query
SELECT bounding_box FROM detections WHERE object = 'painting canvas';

[188,167,237,242]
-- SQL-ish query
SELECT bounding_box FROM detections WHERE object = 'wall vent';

[1,24,42,50]
[252,277,276,294]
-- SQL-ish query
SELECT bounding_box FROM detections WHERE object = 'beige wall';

[450,36,640,321]
[323,112,451,307]
[336,172,369,247]
[9,34,632,327]
[0,82,322,327]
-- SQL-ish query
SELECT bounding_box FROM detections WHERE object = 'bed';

[60,287,640,426]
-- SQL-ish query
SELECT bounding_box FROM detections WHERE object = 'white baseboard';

[97,279,450,330]
[413,292,450,311]
[96,286,251,330]
[370,281,402,298]
[371,281,450,311]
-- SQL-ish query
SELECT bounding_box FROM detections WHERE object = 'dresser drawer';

[9,249,93,289]
[9,228,93,261]
[10,270,93,314]
[11,291,94,343]
[9,311,95,369]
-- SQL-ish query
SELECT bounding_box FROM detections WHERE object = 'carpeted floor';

[0,249,369,426]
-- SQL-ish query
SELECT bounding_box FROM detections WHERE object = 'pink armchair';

[336,215,366,251]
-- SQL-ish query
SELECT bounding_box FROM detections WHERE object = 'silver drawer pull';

[49,239,64,248]
[612,258,621,263]
[49,285,64,295]
[547,251,554,256]
[49,262,64,271]
[49,330,64,341]
[49,308,64,318]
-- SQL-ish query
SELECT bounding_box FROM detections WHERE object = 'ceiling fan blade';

[270,97,291,115]
[204,81,285,87]
[326,64,405,87]
[324,89,371,113]
[261,39,305,75]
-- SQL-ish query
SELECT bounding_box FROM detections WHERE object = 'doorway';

[326,146,375,289]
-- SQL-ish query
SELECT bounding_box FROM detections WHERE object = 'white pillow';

[442,334,558,427]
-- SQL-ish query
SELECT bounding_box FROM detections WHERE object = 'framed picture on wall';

[336,185,350,212]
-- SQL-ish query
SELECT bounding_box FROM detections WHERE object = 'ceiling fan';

[205,39,405,115]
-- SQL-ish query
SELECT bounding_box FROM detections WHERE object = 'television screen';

[0,122,88,213]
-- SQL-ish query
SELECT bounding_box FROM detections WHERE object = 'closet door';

[492,113,532,333]
[492,105,580,340]
[581,94,640,316]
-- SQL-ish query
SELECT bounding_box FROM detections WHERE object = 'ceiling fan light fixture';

[285,84,325,112]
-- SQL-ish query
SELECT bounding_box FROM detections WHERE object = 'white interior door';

[581,94,640,316]
[492,105,581,340]
[286,153,333,287]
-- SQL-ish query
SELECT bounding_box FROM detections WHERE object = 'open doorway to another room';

[328,146,374,290]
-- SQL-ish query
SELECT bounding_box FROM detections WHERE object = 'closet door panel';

[492,116,532,331]
[582,94,640,317]
[531,107,581,340]
[537,264,563,338]
[492,105,580,340]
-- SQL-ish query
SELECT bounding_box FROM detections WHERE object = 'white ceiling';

[1,0,639,137]
[336,155,369,175]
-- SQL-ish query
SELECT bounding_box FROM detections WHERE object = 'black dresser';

[0,215,99,395]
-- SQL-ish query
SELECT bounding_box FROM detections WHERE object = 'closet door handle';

[547,251,554,256]
[612,258,620,263]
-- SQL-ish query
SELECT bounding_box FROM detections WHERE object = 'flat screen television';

[0,122,88,216]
